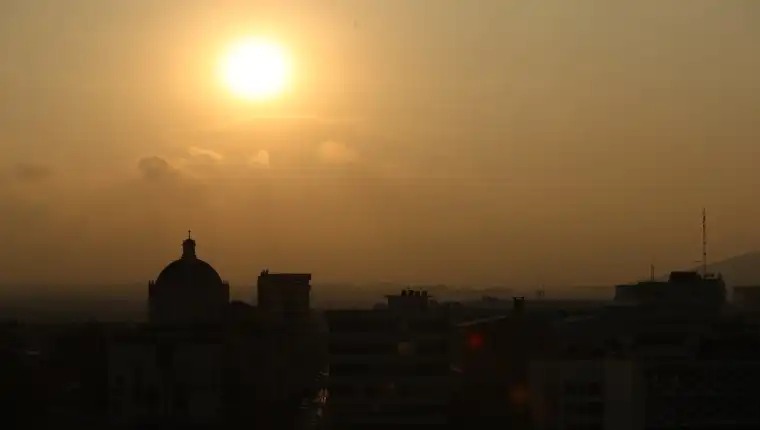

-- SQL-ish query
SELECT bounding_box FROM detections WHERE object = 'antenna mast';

[702,208,708,277]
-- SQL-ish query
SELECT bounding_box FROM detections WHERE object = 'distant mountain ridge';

[700,251,760,286]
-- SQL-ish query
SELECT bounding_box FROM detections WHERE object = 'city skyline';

[2,3,760,429]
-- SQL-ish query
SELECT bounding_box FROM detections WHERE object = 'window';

[397,384,410,397]
[328,384,354,397]
[331,363,371,375]
[408,320,449,332]
[328,319,393,332]
[329,342,394,355]
[174,384,189,413]
[157,344,174,371]
[132,365,144,403]
[414,362,450,375]
[587,382,603,396]
[113,375,125,395]
[565,381,603,397]
[417,340,449,354]
[397,341,415,356]
[566,424,603,430]
[146,386,159,413]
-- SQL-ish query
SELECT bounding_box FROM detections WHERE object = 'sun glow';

[220,38,290,100]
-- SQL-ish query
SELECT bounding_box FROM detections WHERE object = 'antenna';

[702,208,708,277]
[650,263,655,281]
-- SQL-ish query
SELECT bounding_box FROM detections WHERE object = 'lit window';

[398,341,415,356]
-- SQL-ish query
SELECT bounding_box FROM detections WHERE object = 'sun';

[220,38,290,100]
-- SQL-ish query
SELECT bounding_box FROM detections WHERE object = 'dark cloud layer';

[138,157,177,181]
[11,163,53,182]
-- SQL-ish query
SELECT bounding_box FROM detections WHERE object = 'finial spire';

[182,230,196,259]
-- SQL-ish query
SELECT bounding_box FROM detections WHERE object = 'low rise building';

[325,290,453,429]
[733,286,760,309]
[530,300,760,430]
[108,329,225,427]
[530,359,643,430]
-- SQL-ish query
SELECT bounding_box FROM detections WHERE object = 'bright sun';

[220,38,290,100]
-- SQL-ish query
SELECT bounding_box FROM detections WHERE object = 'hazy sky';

[1,0,759,289]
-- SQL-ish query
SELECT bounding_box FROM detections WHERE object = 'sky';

[0,0,759,290]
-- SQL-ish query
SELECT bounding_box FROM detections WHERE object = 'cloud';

[12,163,53,183]
[249,150,270,168]
[201,115,363,134]
[188,146,224,162]
[137,156,177,181]
[318,140,359,164]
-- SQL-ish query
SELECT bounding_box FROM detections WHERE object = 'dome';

[153,231,223,288]
[149,232,230,326]
[155,258,223,287]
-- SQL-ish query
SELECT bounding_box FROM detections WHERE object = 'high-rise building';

[529,359,644,430]
[257,270,311,322]
[450,298,558,429]
[527,297,760,430]
[325,290,453,429]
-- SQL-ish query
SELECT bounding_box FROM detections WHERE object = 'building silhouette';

[450,297,556,429]
[733,285,760,309]
[528,270,760,430]
[325,289,453,429]
[12,229,760,430]
[107,232,327,429]
[614,271,726,310]
[148,232,229,326]
[257,270,311,323]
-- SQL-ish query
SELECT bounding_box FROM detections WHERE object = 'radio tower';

[702,208,708,277]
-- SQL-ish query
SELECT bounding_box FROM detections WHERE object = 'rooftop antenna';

[188,229,192,239]
[702,208,708,277]
[650,263,655,281]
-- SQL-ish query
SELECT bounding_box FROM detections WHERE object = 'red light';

[467,332,484,349]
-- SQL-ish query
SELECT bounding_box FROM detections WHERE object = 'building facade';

[615,271,726,310]
[733,286,760,309]
[257,270,311,323]
[529,359,644,430]
[528,291,760,430]
[325,290,453,429]
[108,330,225,427]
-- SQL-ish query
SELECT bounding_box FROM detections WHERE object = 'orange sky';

[1,0,759,288]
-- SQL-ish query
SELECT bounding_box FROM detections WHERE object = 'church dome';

[155,258,223,287]
[153,231,223,288]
